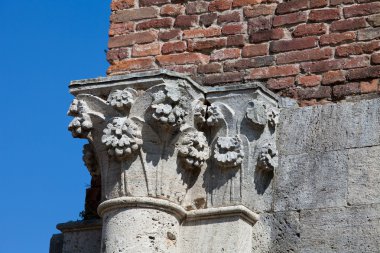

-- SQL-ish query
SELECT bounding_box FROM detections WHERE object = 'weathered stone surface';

[300,204,380,253]
[274,150,348,211]
[348,146,380,205]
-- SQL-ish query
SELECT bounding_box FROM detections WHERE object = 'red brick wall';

[107,0,380,105]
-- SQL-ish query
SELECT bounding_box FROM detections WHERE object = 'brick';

[136,18,174,30]
[330,18,367,32]
[158,29,181,41]
[343,3,380,18]
[242,43,269,57]
[333,82,360,98]
[319,32,356,46]
[186,1,209,14]
[223,56,275,71]
[336,41,380,57]
[200,13,218,27]
[276,0,308,14]
[108,31,157,48]
[267,77,295,90]
[249,29,284,43]
[109,22,134,36]
[209,0,232,12]
[360,79,379,93]
[140,0,170,7]
[310,0,328,8]
[248,64,300,79]
[210,48,241,61]
[203,72,244,85]
[222,23,246,35]
[183,28,221,39]
[372,53,380,64]
[298,86,331,100]
[293,23,327,37]
[358,27,380,40]
[322,70,346,85]
[248,16,272,33]
[330,0,354,6]
[227,35,246,46]
[161,41,187,54]
[308,9,340,22]
[297,75,322,87]
[217,11,241,24]
[270,37,318,53]
[160,4,185,16]
[273,12,308,27]
[174,15,198,28]
[232,0,261,8]
[301,56,369,73]
[347,66,380,80]
[243,5,276,18]
[111,7,158,23]
[276,48,333,65]
[187,38,226,52]
[156,53,210,65]
[107,48,130,63]
[111,0,134,11]
[197,63,222,74]
[132,42,161,57]
[367,14,380,27]
[108,57,156,73]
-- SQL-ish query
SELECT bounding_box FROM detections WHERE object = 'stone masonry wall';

[107,0,380,105]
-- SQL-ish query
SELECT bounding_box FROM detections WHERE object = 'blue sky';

[0,1,110,252]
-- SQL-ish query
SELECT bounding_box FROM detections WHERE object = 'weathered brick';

[360,79,379,93]
[217,11,241,24]
[209,0,232,12]
[156,53,210,65]
[276,48,333,64]
[330,18,367,32]
[273,12,308,27]
[358,27,380,40]
[136,18,174,30]
[267,77,295,90]
[310,0,327,8]
[160,4,185,16]
[210,48,241,61]
[297,75,322,87]
[347,66,380,80]
[248,16,272,33]
[186,1,209,14]
[298,86,331,100]
[336,41,380,57]
[333,82,360,98]
[293,23,327,37]
[301,56,369,73]
[163,65,197,75]
[107,48,130,63]
[248,64,300,79]
[367,14,380,27]
[197,63,222,74]
[108,57,156,73]
[108,31,158,48]
[330,0,354,6]
[222,23,246,35]
[276,0,308,14]
[322,70,346,85]
[161,41,187,54]
[319,32,356,46]
[223,56,275,71]
[174,15,198,28]
[243,5,276,18]
[232,0,261,8]
[343,3,380,18]
[132,42,161,57]
[249,29,284,43]
[158,29,181,41]
[200,13,218,27]
[203,72,244,85]
[188,38,226,52]
[109,22,134,36]
[140,0,170,7]
[372,53,380,64]
[183,27,221,39]
[308,9,340,22]
[270,37,318,53]
[111,0,134,11]
[111,7,158,23]
[242,43,269,57]
[227,35,246,46]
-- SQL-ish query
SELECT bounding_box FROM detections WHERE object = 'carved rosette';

[178,131,210,170]
[68,99,93,138]
[101,117,142,160]
[213,136,244,168]
[257,143,278,172]
[206,104,224,126]
[107,88,137,112]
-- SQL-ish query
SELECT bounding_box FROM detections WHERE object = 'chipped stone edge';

[97,197,259,225]
[57,219,102,233]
